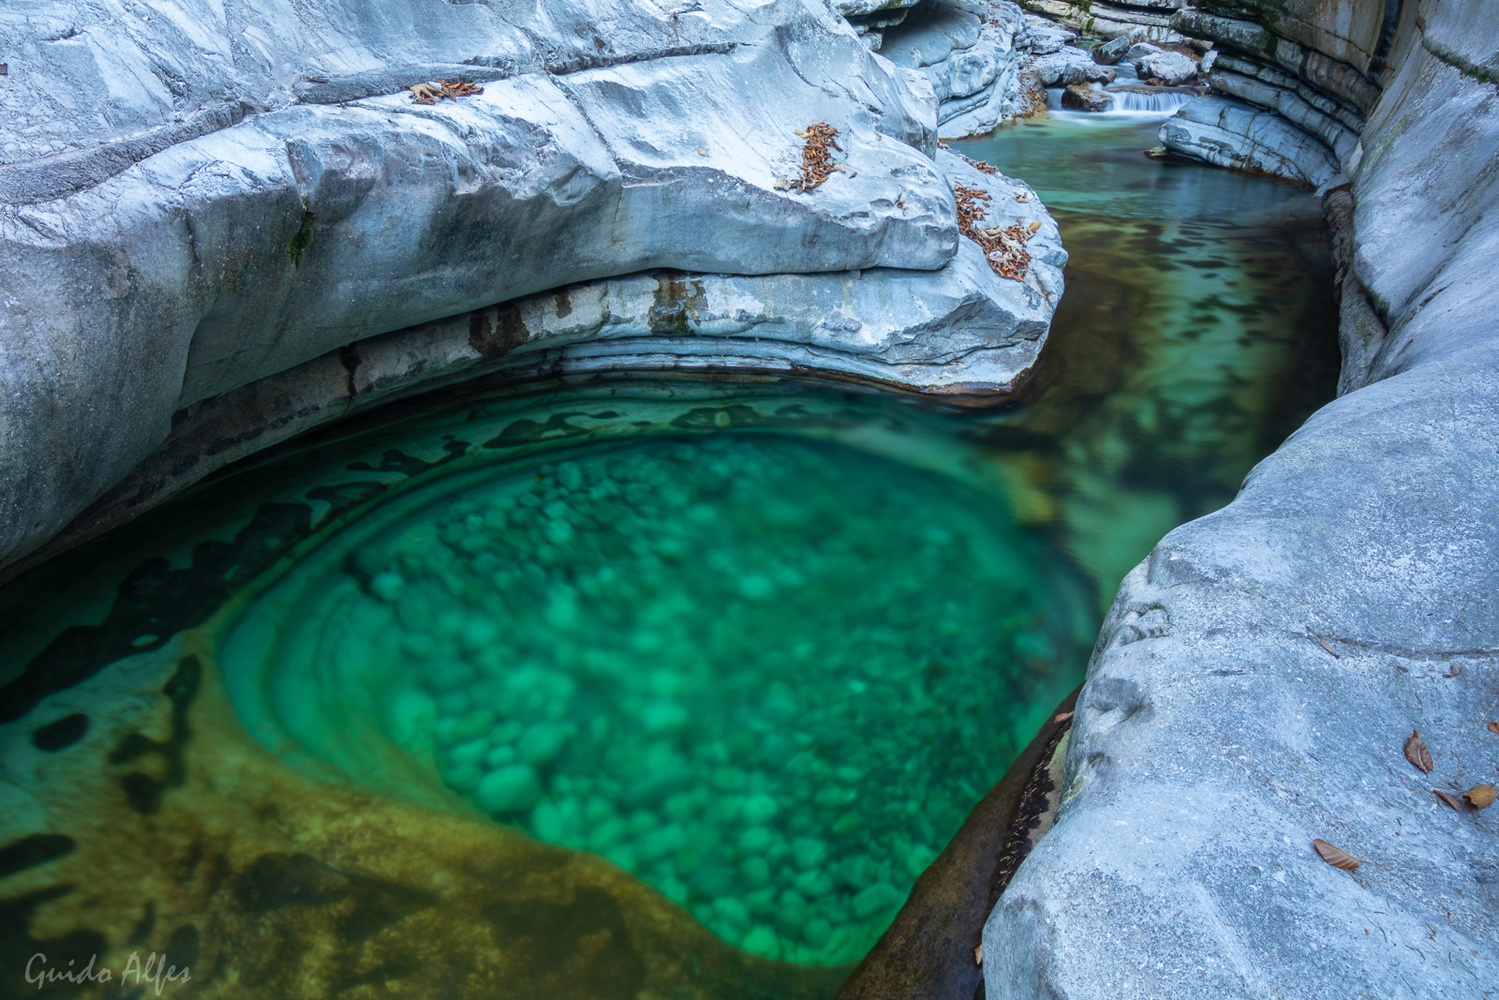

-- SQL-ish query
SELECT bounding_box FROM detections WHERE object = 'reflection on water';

[0,112,1337,996]
[956,114,1338,600]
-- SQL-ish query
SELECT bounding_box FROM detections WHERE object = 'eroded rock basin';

[0,112,1339,996]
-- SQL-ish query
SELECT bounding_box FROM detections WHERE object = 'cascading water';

[1047,61,1196,118]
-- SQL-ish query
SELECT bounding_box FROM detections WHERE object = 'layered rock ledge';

[984,2,1499,995]
[0,0,1060,577]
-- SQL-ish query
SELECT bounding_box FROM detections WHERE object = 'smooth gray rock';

[1158,95,1338,188]
[17,151,1066,574]
[0,0,960,572]
[985,347,1499,998]
[1026,18,1077,55]
[1093,35,1132,64]
[881,1,1034,138]
[1136,48,1198,84]
[1210,69,1358,163]
[1127,41,1164,62]
[838,0,923,15]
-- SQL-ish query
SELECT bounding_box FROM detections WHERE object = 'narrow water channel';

[0,110,1338,991]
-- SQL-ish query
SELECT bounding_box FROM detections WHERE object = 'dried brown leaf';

[974,944,983,965]
[1489,720,1499,735]
[784,123,845,194]
[1315,635,1339,658]
[953,183,1032,282]
[1404,730,1434,774]
[1465,784,1496,809]
[408,82,440,104]
[1312,838,1362,871]
[1433,789,1464,811]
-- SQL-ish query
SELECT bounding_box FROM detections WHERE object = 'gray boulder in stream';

[1135,48,1197,85]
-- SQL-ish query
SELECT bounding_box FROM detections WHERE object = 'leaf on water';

[1464,784,1496,809]
[1433,789,1464,811]
[1313,838,1362,871]
[1404,730,1434,774]
[1315,636,1340,658]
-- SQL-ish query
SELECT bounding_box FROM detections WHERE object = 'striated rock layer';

[1020,0,1190,41]
[0,0,1058,577]
[985,2,1499,996]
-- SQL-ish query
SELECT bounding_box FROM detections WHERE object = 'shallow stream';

[0,112,1338,984]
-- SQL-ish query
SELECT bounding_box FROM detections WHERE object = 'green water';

[216,426,1083,963]
[0,112,1338,972]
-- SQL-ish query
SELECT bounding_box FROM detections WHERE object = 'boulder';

[1061,84,1112,113]
[1126,41,1163,62]
[1025,19,1076,56]
[838,0,923,15]
[1093,35,1132,65]
[1031,47,1118,86]
[1136,49,1198,85]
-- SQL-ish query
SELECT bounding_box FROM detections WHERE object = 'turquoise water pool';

[0,110,1338,973]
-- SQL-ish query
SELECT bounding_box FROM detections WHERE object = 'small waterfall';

[1104,89,1193,115]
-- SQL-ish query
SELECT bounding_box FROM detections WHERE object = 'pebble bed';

[352,433,1071,965]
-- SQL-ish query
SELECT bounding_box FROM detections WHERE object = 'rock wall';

[1020,0,1189,40]
[1158,0,1385,184]
[0,0,1061,578]
[871,0,1039,138]
[984,2,1499,996]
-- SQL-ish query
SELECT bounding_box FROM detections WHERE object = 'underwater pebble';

[803,917,834,948]
[742,925,779,957]
[741,856,772,889]
[851,882,903,921]
[516,721,570,765]
[475,764,542,815]
[742,793,779,825]
[791,837,828,870]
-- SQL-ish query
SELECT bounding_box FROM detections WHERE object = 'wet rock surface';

[1060,84,1112,112]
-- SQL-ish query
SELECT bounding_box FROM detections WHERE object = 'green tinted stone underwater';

[219,432,1082,965]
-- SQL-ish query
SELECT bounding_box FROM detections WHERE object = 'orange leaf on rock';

[1433,790,1464,811]
[1312,838,1362,871]
[1488,721,1499,735]
[1404,730,1434,774]
[1465,784,1496,809]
